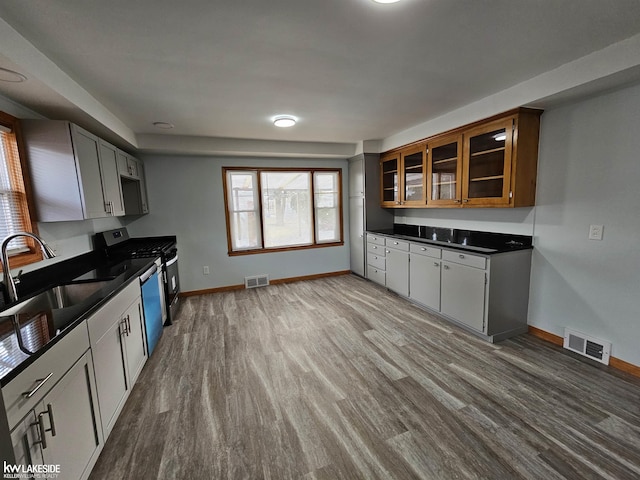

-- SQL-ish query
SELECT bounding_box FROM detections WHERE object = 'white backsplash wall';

[127,155,350,293]
[396,208,535,237]
[17,217,125,274]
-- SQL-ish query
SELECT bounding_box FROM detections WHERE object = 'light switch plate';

[589,224,604,241]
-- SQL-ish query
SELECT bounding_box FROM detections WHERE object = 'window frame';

[222,166,344,256]
[0,111,42,272]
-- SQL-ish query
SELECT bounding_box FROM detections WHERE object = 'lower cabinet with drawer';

[3,324,103,480]
[366,234,387,286]
[366,232,532,342]
[88,280,146,442]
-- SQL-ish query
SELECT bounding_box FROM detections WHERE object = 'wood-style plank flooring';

[89,274,640,479]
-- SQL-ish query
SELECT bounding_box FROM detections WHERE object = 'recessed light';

[0,67,27,83]
[372,0,400,4]
[153,121,174,129]
[273,115,297,128]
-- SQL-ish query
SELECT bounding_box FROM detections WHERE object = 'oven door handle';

[165,255,178,267]
[140,264,158,283]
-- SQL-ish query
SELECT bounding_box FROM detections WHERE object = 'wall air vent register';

[563,328,611,365]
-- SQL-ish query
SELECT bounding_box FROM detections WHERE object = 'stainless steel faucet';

[1,232,56,304]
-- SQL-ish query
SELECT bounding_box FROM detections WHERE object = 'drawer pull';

[393,241,398,245]
[421,247,426,251]
[372,246,377,249]
[22,372,54,398]
[434,262,440,267]
[385,250,390,253]
[443,265,450,270]
[459,254,465,259]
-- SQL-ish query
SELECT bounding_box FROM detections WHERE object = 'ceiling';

[1,0,640,157]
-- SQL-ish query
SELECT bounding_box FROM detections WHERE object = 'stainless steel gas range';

[94,228,180,325]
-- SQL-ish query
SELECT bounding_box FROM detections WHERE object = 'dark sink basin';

[1,279,113,316]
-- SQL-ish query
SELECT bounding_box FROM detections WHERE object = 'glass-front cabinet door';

[428,134,462,206]
[462,118,513,206]
[380,152,400,206]
[401,144,426,206]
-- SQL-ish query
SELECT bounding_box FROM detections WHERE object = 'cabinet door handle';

[126,314,131,334]
[455,199,461,204]
[372,245,377,249]
[393,242,398,245]
[385,250,390,253]
[443,265,450,270]
[34,413,48,449]
[119,319,128,337]
[22,372,54,398]
[434,262,440,267]
[463,199,469,203]
[44,403,56,437]
[420,247,426,251]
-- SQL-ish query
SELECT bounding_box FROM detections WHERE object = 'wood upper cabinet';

[380,144,427,207]
[427,134,463,206]
[382,108,542,209]
[462,117,514,206]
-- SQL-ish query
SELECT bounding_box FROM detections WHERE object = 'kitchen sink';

[1,279,113,317]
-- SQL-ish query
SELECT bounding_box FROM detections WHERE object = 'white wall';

[528,82,640,367]
[396,82,640,366]
[127,156,350,292]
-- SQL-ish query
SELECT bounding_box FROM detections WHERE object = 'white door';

[10,411,43,469]
[124,299,147,385]
[386,248,409,297]
[98,140,125,216]
[39,351,101,480]
[441,261,486,331]
[70,125,107,219]
[409,254,441,311]
[92,317,129,437]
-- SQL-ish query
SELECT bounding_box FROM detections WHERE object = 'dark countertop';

[0,254,155,386]
[367,224,533,254]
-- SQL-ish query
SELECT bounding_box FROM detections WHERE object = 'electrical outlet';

[588,224,604,241]
[203,265,210,275]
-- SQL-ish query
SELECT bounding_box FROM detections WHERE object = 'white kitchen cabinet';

[366,234,386,286]
[21,121,124,221]
[98,140,125,216]
[441,260,487,332]
[365,232,532,342]
[87,281,146,441]
[117,150,140,179]
[36,350,102,480]
[385,240,409,297]
[6,342,102,480]
[119,150,150,215]
[123,298,147,385]
[408,248,442,311]
[10,411,43,470]
[348,154,394,278]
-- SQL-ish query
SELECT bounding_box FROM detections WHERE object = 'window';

[223,167,342,254]
[0,111,41,270]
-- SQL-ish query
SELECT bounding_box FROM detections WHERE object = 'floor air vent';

[563,328,611,365]
[245,274,269,289]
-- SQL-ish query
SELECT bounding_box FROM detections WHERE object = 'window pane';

[230,211,261,250]
[314,172,340,243]
[226,170,261,250]
[0,130,28,252]
[261,171,312,248]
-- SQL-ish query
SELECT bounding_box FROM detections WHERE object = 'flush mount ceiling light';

[273,115,297,128]
[0,67,27,83]
[152,121,174,129]
[372,0,401,3]
[493,133,507,141]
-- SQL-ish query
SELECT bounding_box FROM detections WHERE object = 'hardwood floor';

[89,275,640,480]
